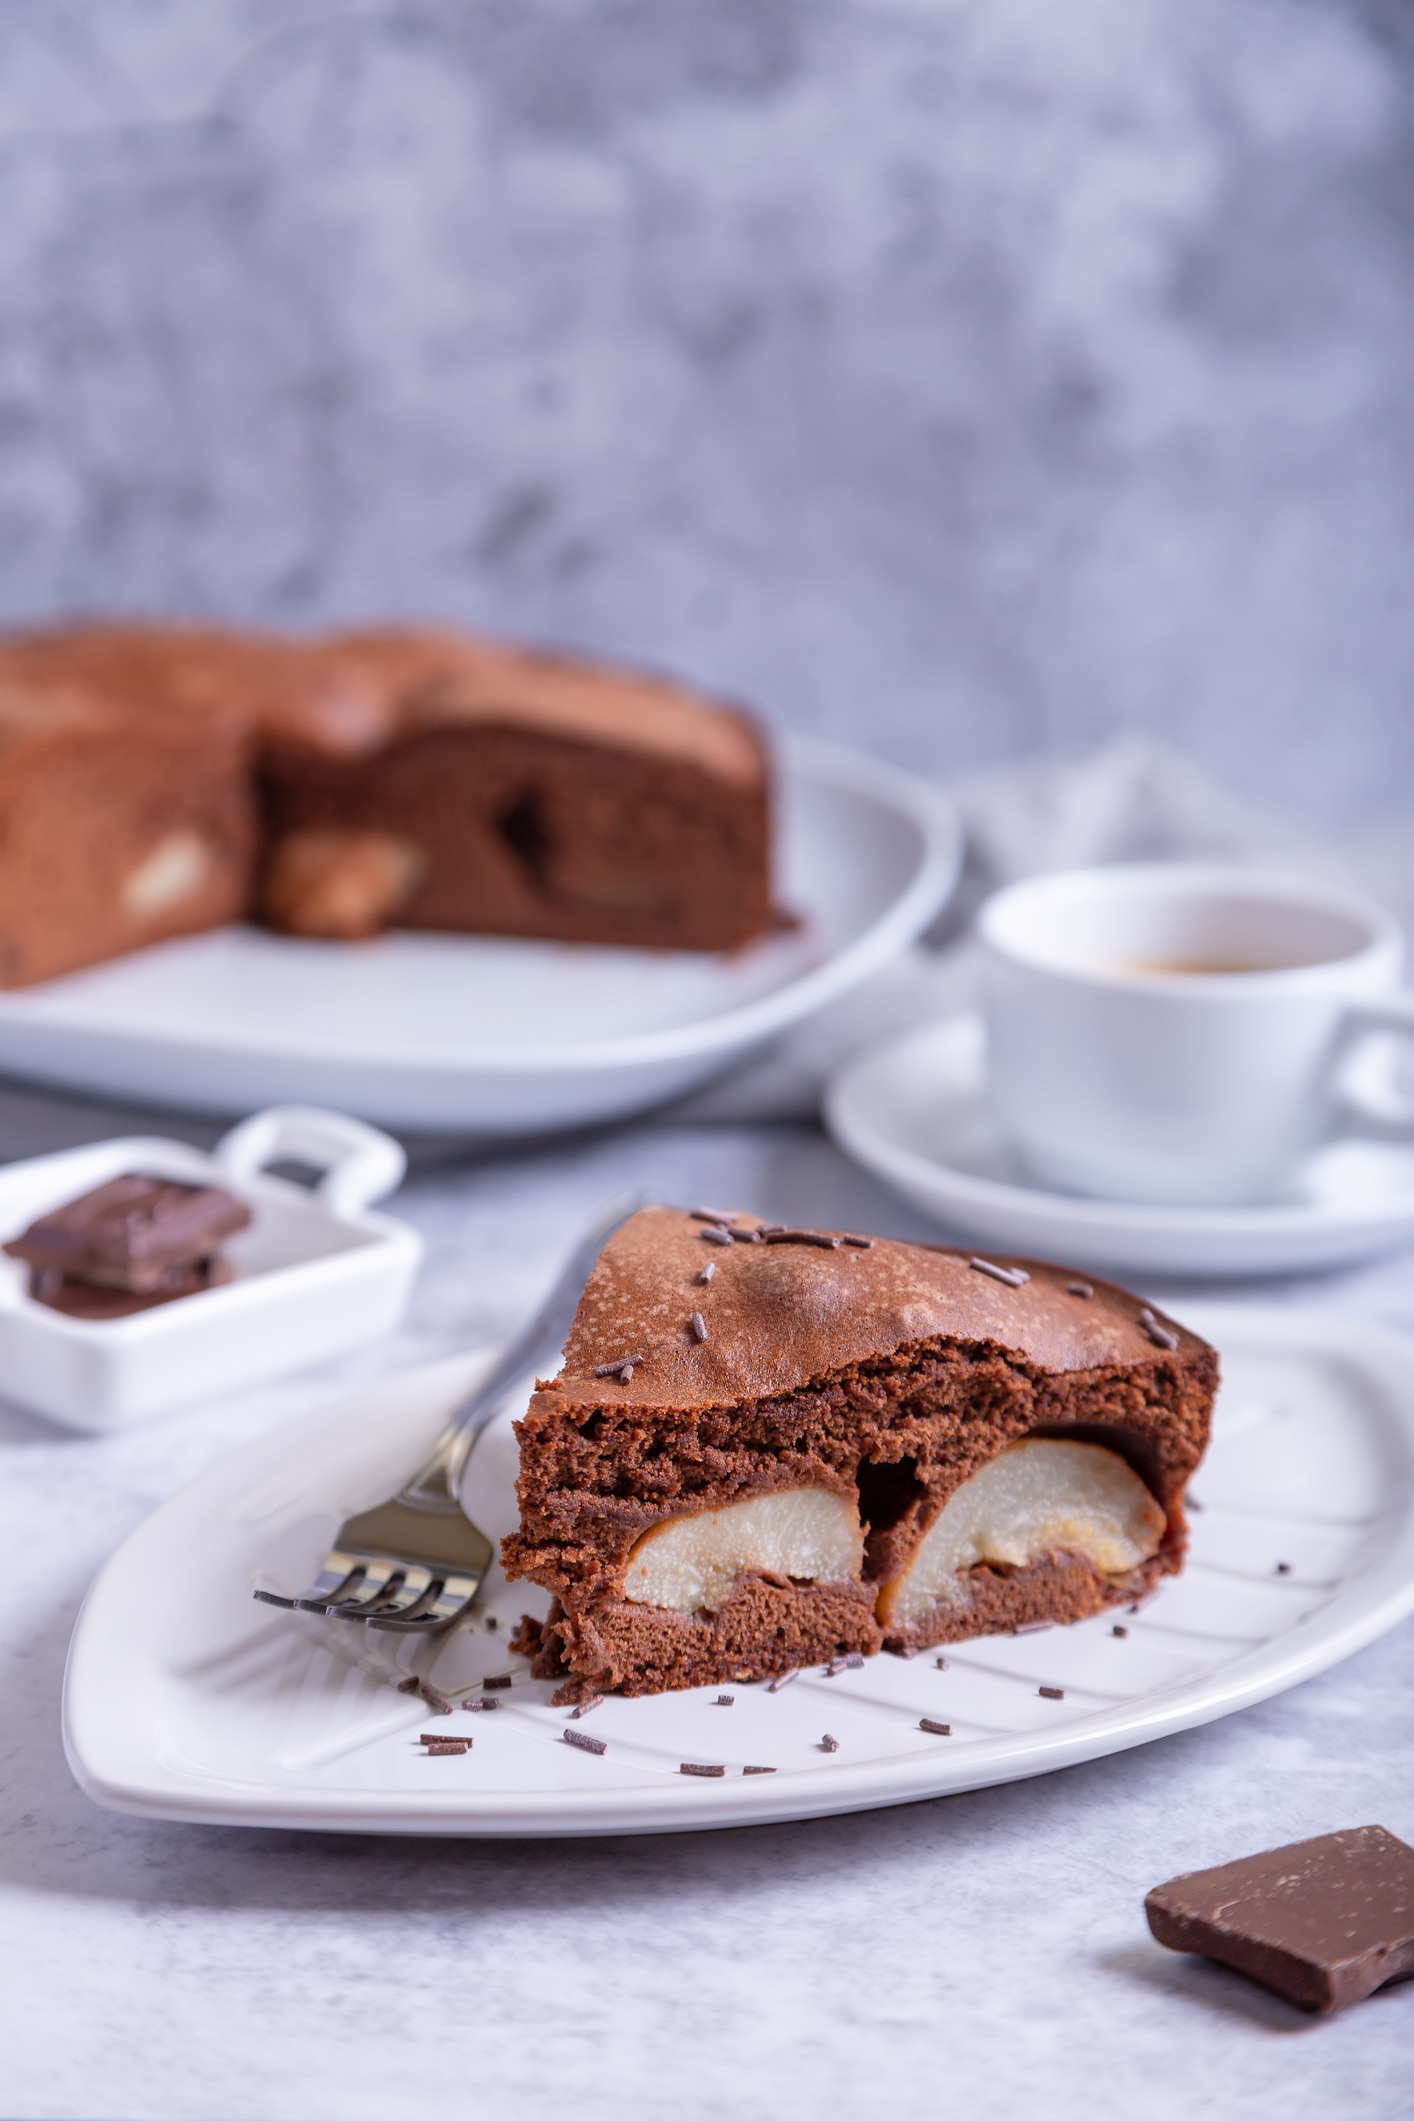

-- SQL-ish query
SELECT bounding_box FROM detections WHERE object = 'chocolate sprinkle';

[563,1727,607,1755]
[841,1234,876,1248]
[420,1732,470,1747]
[1112,1625,1129,1638]
[715,1694,734,1706]
[934,1656,949,1670]
[743,1765,777,1775]
[768,1667,800,1692]
[969,1256,1030,1288]
[1014,1621,1054,1636]
[689,1311,708,1343]
[697,1261,715,1285]
[592,1352,645,1377]
[680,1762,726,1777]
[467,1695,500,1711]
[396,1675,420,1694]
[765,1229,840,1249]
[699,1224,734,1247]
[820,1734,840,1753]
[1275,1561,1292,1575]
[690,1208,737,1225]
[1138,1306,1180,1351]
[419,1683,453,1715]
[483,1673,513,1690]
[1039,1685,1065,1700]
[1067,1280,1095,1299]
[484,1615,498,1630]
[920,1718,952,1736]
[568,1695,604,1718]
[423,1739,470,1756]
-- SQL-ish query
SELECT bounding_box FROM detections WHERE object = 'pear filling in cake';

[879,1438,1165,1630]
[123,830,213,920]
[260,828,428,939]
[623,1488,864,1615]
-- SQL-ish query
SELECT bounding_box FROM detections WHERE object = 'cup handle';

[213,1106,407,1218]
[1334,995,1414,1140]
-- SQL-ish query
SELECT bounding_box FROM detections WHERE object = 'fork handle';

[394,1191,652,1513]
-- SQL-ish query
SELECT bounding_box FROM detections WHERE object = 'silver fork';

[253,1193,647,1632]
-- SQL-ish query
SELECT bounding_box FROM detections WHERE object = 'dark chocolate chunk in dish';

[503,1207,1215,1704]
[28,1254,237,1319]
[1146,1826,1414,2013]
[5,1174,249,1295]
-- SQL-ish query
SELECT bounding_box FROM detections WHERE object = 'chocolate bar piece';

[5,1174,250,1294]
[1146,1826,1414,2013]
[29,1255,236,1319]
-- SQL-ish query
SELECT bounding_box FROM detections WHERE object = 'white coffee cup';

[978,863,1414,1206]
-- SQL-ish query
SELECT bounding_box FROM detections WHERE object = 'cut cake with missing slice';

[503,1207,1216,1702]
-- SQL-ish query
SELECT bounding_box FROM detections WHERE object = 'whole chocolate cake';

[256,629,771,951]
[503,1207,1216,1701]
[0,622,772,986]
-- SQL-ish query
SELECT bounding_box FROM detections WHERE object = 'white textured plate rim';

[0,739,961,1077]
[62,1306,1414,1837]
[827,1017,1414,1241]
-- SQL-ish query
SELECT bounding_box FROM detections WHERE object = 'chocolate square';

[5,1173,250,1294]
[1146,1825,1414,2013]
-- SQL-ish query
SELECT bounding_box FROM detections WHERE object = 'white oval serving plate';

[0,738,960,1133]
[64,1302,1414,1836]
[826,1016,1414,1279]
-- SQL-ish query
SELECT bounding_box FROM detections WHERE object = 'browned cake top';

[0,623,767,790]
[531,1206,1210,1418]
[0,624,295,733]
[272,629,768,788]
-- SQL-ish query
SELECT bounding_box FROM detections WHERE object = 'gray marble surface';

[2,1114,1413,2120]
[3,0,1414,831]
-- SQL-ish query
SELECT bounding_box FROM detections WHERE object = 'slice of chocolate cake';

[255,629,772,952]
[502,1208,1216,1702]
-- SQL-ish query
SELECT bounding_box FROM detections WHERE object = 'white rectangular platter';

[63,1302,1414,1836]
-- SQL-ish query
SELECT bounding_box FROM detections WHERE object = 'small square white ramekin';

[0,1105,423,1430]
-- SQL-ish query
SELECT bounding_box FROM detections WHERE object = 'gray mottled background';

[2,0,1413,829]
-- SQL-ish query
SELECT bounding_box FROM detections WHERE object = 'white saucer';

[63,1303,1414,1838]
[826,1016,1414,1280]
[0,738,960,1135]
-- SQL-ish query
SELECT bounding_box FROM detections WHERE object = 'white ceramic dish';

[63,1302,1414,1836]
[826,1016,1414,1279]
[0,1106,420,1430]
[0,738,960,1133]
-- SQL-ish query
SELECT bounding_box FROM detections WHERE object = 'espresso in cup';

[978,864,1414,1206]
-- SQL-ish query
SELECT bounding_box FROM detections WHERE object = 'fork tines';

[254,1547,482,1631]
